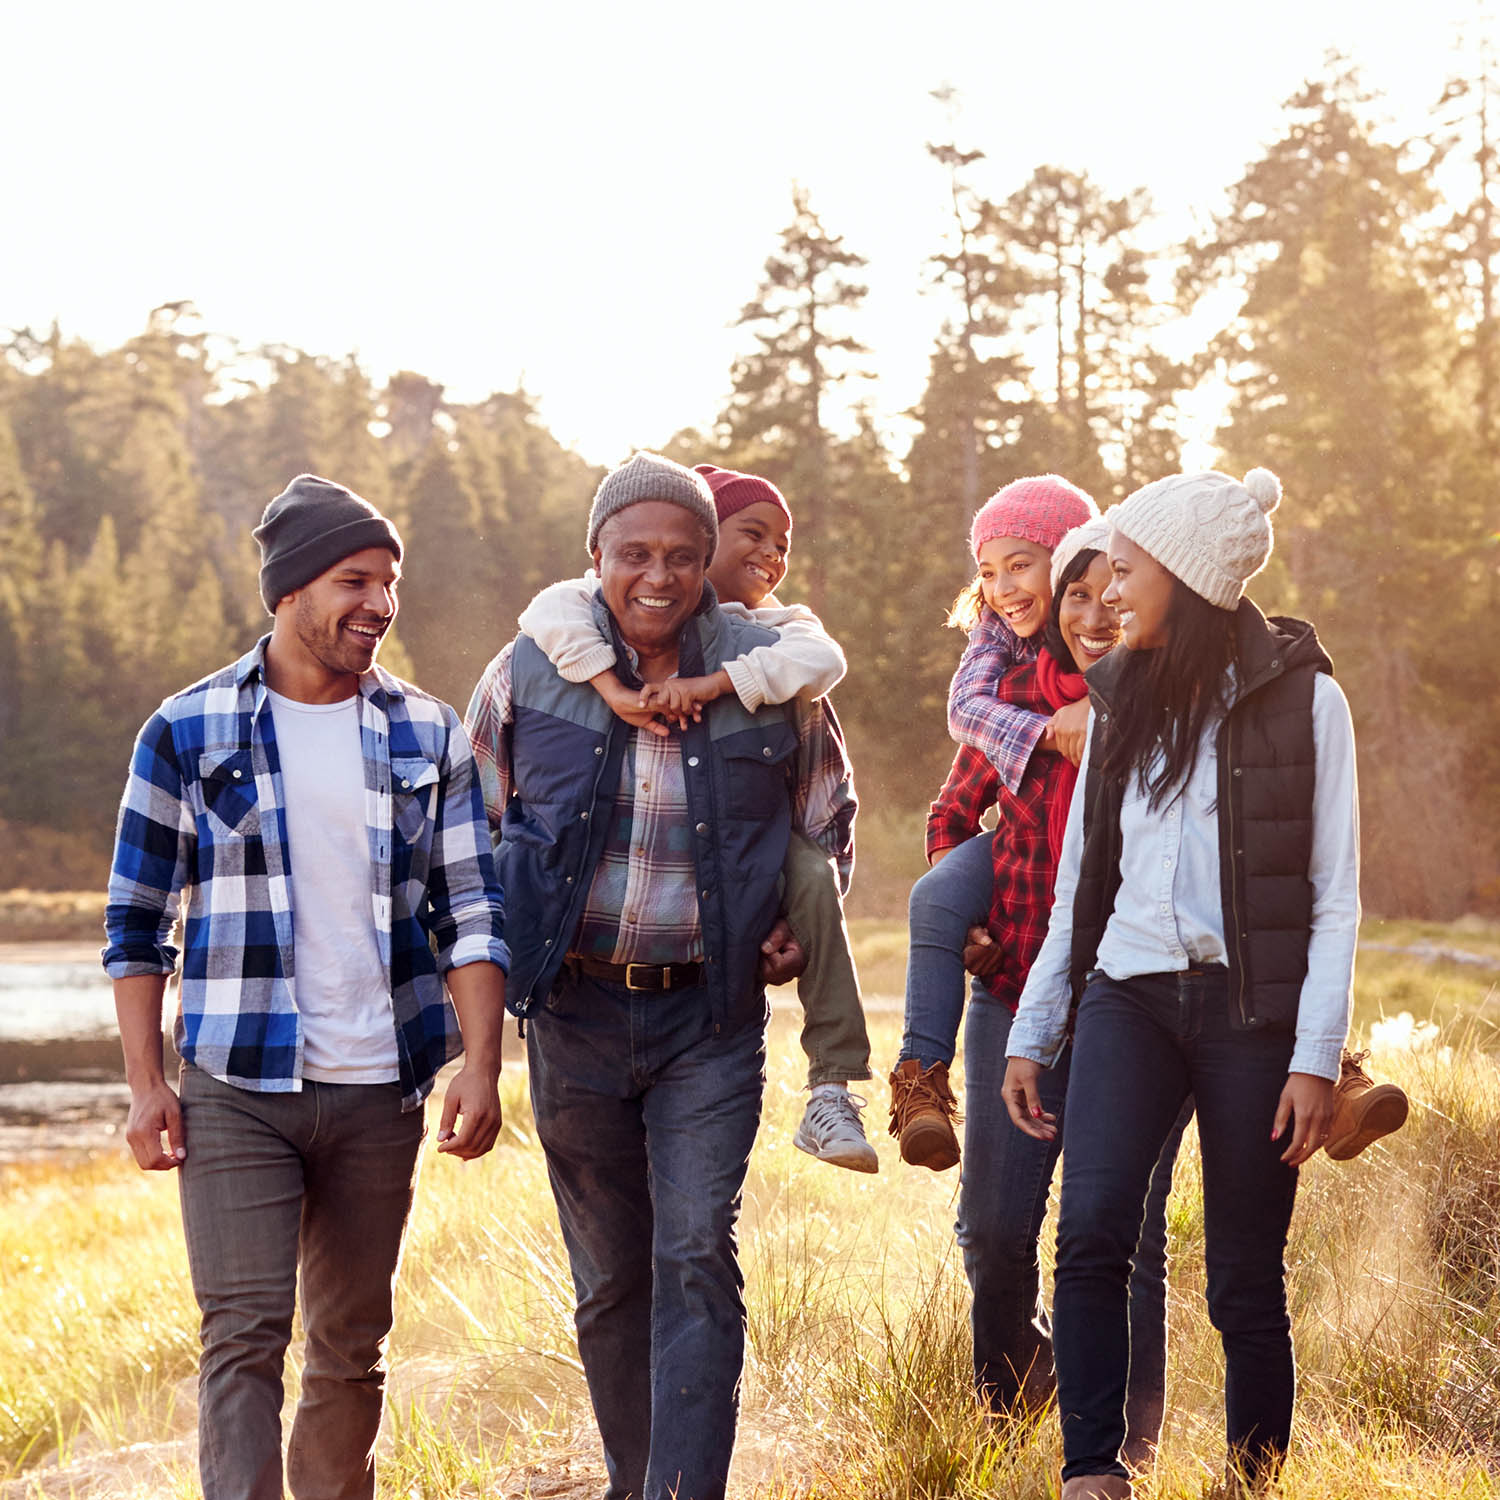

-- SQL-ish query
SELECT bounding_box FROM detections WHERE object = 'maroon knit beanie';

[693,464,793,531]
[969,474,1097,561]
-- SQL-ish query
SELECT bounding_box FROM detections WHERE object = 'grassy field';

[3,922,1500,1497]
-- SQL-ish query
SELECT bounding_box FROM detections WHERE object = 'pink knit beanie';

[970,474,1097,561]
[694,464,793,531]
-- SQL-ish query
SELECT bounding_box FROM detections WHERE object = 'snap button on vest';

[695,822,708,835]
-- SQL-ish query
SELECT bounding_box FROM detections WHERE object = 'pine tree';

[0,410,42,752]
[1183,63,1479,913]
[998,165,1164,497]
[722,188,870,611]
[1433,31,1500,446]
[398,438,495,706]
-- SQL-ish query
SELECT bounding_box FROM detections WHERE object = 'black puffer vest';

[1069,600,1333,1031]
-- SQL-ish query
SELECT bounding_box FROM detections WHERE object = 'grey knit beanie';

[253,474,403,614]
[1109,467,1281,610]
[586,452,718,560]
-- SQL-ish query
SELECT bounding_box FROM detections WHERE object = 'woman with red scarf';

[914,518,1189,1460]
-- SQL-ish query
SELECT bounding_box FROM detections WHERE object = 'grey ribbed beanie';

[1109,468,1281,609]
[586,452,718,559]
[253,474,403,614]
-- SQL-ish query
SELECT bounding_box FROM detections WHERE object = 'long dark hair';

[1099,578,1238,810]
[1040,547,1103,673]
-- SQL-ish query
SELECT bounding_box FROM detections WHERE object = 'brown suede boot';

[888,1059,961,1171]
[1060,1476,1132,1500]
[1324,1048,1409,1160]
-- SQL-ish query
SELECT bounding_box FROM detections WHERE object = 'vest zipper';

[1223,712,1251,1026]
[528,725,616,1014]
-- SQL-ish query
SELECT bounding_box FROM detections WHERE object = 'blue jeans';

[958,999,1188,1462]
[1053,969,1300,1485]
[899,832,995,1068]
[526,970,766,1500]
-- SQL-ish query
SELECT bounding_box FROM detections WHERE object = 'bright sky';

[3,0,1490,467]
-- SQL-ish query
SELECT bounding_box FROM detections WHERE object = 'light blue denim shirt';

[1008,672,1360,1082]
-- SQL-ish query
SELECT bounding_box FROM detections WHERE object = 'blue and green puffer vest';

[499,589,797,1036]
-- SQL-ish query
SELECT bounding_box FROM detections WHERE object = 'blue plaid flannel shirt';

[102,636,509,1110]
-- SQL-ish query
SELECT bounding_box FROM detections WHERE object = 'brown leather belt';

[565,954,705,991]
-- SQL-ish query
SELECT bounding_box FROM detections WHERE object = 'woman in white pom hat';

[998,468,1362,1499]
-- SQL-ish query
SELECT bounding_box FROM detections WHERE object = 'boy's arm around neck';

[517,572,616,684]
[721,598,846,711]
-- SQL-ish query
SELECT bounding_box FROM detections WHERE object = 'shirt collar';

[232,633,406,705]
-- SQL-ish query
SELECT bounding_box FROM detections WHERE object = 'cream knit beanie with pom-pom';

[1109,467,1281,610]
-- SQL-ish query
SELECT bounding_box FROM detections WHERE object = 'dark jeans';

[959,997,1188,1463]
[898,832,995,1069]
[526,970,766,1500]
[176,1064,425,1500]
[1052,969,1300,1484]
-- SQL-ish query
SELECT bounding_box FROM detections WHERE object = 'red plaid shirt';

[926,659,1078,1011]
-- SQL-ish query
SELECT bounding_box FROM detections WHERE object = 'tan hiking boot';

[1061,1477,1132,1500]
[1324,1048,1409,1161]
[888,1059,961,1171]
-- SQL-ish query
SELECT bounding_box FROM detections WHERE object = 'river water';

[0,942,136,1160]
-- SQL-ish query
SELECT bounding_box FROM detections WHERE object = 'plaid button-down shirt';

[574,728,704,964]
[464,637,856,962]
[946,608,1044,792]
[927,657,1071,1011]
[102,637,509,1109]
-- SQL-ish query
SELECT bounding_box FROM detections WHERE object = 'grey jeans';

[177,1063,425,1500]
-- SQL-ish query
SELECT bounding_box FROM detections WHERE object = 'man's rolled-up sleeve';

[102,711,194,978]
[426,714,510,976]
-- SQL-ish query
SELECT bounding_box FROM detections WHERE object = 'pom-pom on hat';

[970,474,1097,561]
[1049,515,1112,595]
[586,452,719,560]
[253,473,403,615]
[1110,467,1282,610]
[693,463,793,531]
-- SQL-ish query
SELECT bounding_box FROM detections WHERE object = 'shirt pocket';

[198,749,259,838]
[719,721,798,820]
[391,755,442,845]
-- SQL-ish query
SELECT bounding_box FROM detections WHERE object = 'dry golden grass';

[3,925,1500,1497]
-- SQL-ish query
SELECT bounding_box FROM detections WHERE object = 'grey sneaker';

[794,1090,879,1173]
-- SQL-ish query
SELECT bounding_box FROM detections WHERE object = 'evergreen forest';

[2,64,1496,919]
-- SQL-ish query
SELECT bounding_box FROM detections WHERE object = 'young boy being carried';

[518,462,877,1171]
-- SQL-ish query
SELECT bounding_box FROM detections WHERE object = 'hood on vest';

[1083,598,1331,712]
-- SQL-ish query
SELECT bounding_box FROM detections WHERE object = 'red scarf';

[1033,649,1088,866]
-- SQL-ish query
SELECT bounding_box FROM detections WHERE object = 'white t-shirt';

[267,688,399,1084]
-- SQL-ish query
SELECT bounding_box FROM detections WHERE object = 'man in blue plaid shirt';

[103,474,508,1500]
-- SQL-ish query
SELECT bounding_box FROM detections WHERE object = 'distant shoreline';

[0,940,103,965]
